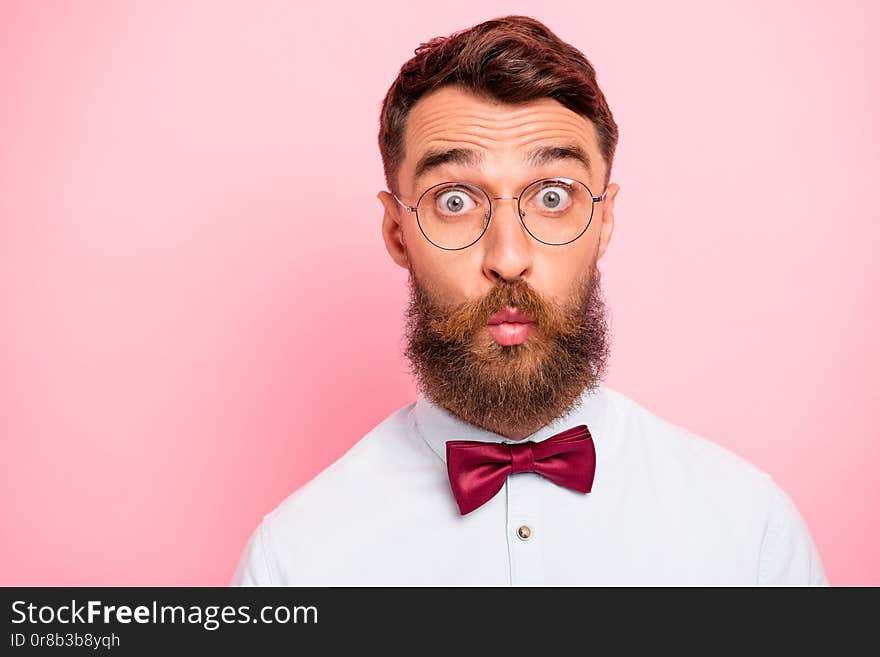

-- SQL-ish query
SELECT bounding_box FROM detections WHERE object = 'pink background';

[2,0,877,586]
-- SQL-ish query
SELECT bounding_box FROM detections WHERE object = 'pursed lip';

[487,307,535,325]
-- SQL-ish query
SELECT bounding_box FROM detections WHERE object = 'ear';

[377,191,410,270]
[595,182,619,262]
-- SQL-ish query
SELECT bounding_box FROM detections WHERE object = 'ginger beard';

[403,261,611,439]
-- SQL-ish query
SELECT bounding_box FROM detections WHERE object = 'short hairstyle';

[377,15,619,197]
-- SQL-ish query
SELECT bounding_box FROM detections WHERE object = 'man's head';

[376,16,620,440]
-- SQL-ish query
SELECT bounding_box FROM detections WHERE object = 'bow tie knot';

[508,441,537,475]
[446,424,597,515]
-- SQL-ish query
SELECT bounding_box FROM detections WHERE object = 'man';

[231,15,827,585]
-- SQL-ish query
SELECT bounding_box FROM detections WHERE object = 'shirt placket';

[505,471,545,585]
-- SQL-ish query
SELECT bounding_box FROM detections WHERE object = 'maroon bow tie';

[445,424,597,515]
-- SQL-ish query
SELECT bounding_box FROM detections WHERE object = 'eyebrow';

[412,142,592,185]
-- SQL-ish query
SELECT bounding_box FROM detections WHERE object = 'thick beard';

[402,264,611,438]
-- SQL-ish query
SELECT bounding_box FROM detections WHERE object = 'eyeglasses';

[392,177,607,250]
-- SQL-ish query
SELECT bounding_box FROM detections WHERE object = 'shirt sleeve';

[230,519,276,586]
[758,474,828,586]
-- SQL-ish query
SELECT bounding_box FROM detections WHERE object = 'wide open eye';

[433,186,481,216]
[533,183,574,213]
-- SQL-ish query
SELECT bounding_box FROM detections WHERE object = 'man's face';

[377,84,619,439]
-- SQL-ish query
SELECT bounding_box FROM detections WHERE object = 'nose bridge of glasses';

[487,195,526,223]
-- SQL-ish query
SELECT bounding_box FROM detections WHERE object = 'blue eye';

[535,184,573,212]
[434,188,479,215]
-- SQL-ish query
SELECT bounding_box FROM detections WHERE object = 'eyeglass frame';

[391,176,608,251]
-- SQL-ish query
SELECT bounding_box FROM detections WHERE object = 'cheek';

[406,233,470,289]
[532,253,591,303]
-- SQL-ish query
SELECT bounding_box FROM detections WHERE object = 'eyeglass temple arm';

[391,192,417,213]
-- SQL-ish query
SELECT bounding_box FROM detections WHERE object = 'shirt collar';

[410,382,610,464]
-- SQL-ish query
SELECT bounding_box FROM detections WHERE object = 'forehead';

[402,85,601,182]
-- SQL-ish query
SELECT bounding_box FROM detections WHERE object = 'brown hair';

[377,15,619,197]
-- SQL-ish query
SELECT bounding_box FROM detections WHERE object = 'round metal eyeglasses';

[392,177,607,250]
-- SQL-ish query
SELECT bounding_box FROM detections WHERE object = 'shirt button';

[516,525,532,540]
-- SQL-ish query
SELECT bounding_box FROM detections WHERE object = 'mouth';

[487,307,535,325]
[486,307,534,346]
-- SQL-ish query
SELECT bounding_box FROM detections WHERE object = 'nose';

[481,197,532,283]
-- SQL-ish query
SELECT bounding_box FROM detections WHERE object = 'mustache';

[414,276,585,345]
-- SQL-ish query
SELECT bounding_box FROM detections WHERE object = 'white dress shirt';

[231,383,827,586]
